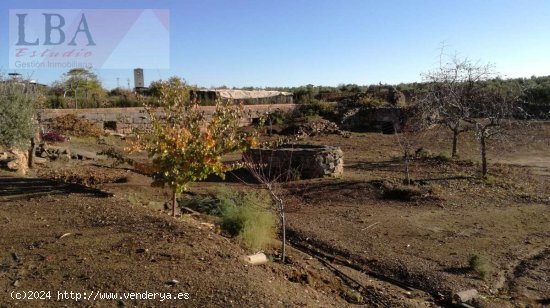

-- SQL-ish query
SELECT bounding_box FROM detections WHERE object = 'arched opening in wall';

[104,121,117,131]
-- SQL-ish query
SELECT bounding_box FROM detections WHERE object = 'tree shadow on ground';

[0,177,112,201]
[442,266,472,275]
[349,159,477,182]
[286,179,378,205]
[347,160,402,172]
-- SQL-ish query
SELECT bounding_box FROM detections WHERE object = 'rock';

[0,152,7,161]
[6,161,18,170]
[244,253,268,265]
[109,132,126,138]
[57,149,71,161]
[4,149,28,175]
[33,157,48,165]
[453,289,478,304]
[38,144,71,160]
[165,279,179,286]
[71,150,99,161]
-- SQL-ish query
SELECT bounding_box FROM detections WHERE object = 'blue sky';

[1,0,549,89]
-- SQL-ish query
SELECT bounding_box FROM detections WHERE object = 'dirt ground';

[1,122,549,307]
[1,177,358,307]
[284,122,550,307]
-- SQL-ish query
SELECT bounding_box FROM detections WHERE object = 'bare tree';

[394,108,427,185]
[464,81,523,177]
[241,147,296,263]
[422,52,525,177]
[421,54,495,157]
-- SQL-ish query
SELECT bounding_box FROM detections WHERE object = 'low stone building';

[192,89,294,105]
[340,107,407,133]
[39,104,298,134]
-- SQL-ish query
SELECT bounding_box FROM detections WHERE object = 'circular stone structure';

[245,144,343,180]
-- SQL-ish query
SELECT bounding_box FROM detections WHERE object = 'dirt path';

[496,150,550,177]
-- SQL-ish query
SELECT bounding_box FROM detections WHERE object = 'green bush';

[0,82,38,149]
[432,152,452,162]
[294,101,337,120]
[179,194,221,216]
[358,95,385,108]
[47,95,69,108]
[341,288,364,304]
[469,255,493,280]
[217,188,276,251]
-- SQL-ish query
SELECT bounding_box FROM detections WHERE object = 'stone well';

[245,144,343,180]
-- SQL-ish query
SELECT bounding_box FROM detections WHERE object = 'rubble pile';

[292,119,351,138]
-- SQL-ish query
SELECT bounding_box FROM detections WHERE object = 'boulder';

[4,149,29,175]
[71,150,99,161]
[36,144,71,160]
[453,289,478,304]
[33,157,48,165]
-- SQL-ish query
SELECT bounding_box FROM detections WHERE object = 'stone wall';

[340,107,406,133]
[246,144,343,180]
[39,104,298,134]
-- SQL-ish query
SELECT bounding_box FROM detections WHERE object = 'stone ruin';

[39,104,298,135]
[387,86,407,107]
[245,144,343,180]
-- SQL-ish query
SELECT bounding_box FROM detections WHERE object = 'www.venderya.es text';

[11,290,190,302]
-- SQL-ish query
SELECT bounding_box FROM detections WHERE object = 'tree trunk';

[172,190,177,217]
[480,134,487,177]
[451,129,459,158]
[269,188,286,264]
[28,137,35,169]
[404,149,411,185]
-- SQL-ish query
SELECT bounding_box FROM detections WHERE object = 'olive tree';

[0,76,44,168]
[57,68,106,108]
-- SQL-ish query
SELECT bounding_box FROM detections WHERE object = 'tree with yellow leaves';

[133,77,256,216]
